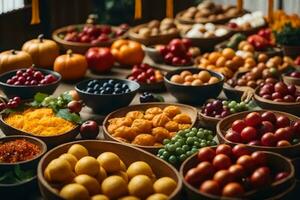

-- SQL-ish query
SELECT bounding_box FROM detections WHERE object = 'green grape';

[197,131,205,139]
[163,139,170,145]
[175,147,184,155]
[162,151,170,159]
[207,135,214,141]
[167,144,176,152]
[168,155,177,164]
[182,145,190,152]
[179,154,187,162]
[158,149,164,155]
[230,108,236,113]
[186,137,194,145]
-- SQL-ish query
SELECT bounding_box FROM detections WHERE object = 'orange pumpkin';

[54,50,87,80]
[0,50,33,73]
[111,39,144,66]
[22,34,59,68]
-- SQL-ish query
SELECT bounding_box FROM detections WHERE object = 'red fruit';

[13,97,21,104]
[292,121,300,135]
[277,140,291,147]
[131,68,143,77]
[67,101,82,113]
[80,120,99,139]
[274,82,288,96]
[248,140,261,146]
[276,115,290,128]
[232,120,246,133]
[216,144,232,157]
[182,38,192,49]
[197,147,216,162]
[228,164,245,179]
[274,127,292,141]
[244,112,262,127]
[212,154,232,170]
[148,76,156,83]
[98,34,109,42]
[241,126,257,142]
[283,95,295,102]
[172,57,182,65]
[146,68,155,77]
[287,85,296,95]
[137,72,147,83]
[185,168,205,185]
[261,132,277,146]
[213,170,234,187]
[289,71,300,78]
[228,22,238,29]
[100,25,112,34]
[222,182,244,197]
[236,155,255,172]
[225,130,242,143]
[251,152,267,166]
[196,161,215,179]
[164,53,174,64]
[250,167,271,188]
[169,38,183,46]
[140,63,150,70]
[33,71,43,80]
[232,144,251,158]
[259,121,274,135]
[85,47,114,73]
[80,35,91,43]
[275,172,290,181]
[272,92,282,99]
[199,180,221,195]
[159,46,168,55]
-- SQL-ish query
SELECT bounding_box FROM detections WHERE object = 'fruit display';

[128,63,163,84]
[158,39,193,66]
[5,67,57,86]
[177,0,242,23]
[157,127,217,166]
[170,70,220,86]
[0,96,21,111]
[85,47,114,73]
[202,99,251,118]
[227,11,266,31]
[82,79,131,95]
[43,143,177,200]
[224,111,300,146]
[184,144,291,198]
[185,23,229,38]
[139,92,164,103]
[257,81,300,102]
[271,10,300,32]
[0,50,33,74]
[105,105,193,146]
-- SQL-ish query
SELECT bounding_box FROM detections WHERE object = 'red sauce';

[0,139,41,163]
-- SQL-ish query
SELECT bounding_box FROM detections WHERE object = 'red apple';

[80,120,99,139]
[86,47,114,73]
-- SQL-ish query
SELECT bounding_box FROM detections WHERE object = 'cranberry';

[13,97,21,104]
[34,71,44,80]
[16,70,23,76]
[6,79,14,84]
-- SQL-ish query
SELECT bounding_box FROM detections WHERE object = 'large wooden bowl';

[128,24,180,46]
[0,114,79,148]
[253,87,300,117]
[180,150,295,200]
[217,110,300,158]
[282,72,300,88]
[37,140,182,200]
[103,103,198,154]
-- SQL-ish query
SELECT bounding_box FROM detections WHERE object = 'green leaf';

[14,165,34,181]
[34,93,49,103]
[154,94,165,102]
[56,109,82,124]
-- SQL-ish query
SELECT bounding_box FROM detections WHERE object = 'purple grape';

[212,100,223,111]
[221,110,230,117]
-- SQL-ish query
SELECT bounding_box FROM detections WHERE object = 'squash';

[0,50,33,73]
[54,50,87,80]
[22,34,59,68]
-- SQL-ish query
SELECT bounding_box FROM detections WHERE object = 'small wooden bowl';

[0,114,80,148]
[282,72,300,88]
[142,45,164,63]
[102,103,198,154]
[253,87,300,117]
[180,150,295,200]
[223,82,245,101]
[37,140,182,200]
[217,110,300,158]
[198,109,221,130]
[128,24,180,46]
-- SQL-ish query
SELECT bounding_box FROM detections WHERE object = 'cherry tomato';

[236,155,255,172]
[250,167,271,188]
[222,182,245,197]
[213,170,234,187]
[275,172,290,181]
[216,144,232,157]
[248,140,261,146]
[197,147,216,162]
[225,130,242,143]
[229,164,245,179]
[232,144,251,158]
[276,115,290,128]
[245,112,262,127]
[259,121,274,135]
[199,180,221,195]
[251,152,267,166]
[185,167,205,186]
[277,140,291,147]
[274,127,293,141]
[232,120,246,133]
[292,121,300,135]
[212,154,232,170]
[196,161,215,180]
[241,126,257,142]
[261,132,277,146]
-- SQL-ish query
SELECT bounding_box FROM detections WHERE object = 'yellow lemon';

[97,166,107,183]
[127,161,154,179]
[59,153,78,169]
[101,176,128,199]
[153,177,177,195]
[59,183,89,200]
[128,175,153,199]
[68,144,89,160]
[74,174,101,195]
[75,156,99,176]
[45,158,73,183]
[97,152,121,173]
[111,170,129,183]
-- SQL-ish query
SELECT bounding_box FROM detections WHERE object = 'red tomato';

[216,144,232,157]
[277,140,291,147]
[292,121,300,134]
[250,167,271,188]
[212,154,232,170]
[258,121,274,135]
[241,126,257,143]
[197,147,216,162]
[232,144,251,158]
[232,120,246,133]
[261,132,277,146]
[185,167,205,185]
[199,180,221,195]
[213,170,234,186]
[196,161,215,180]
[225,130,242,143]
[276,115,290,128]
[222,182,245,197]
[244,112,262,127]
[229,164,245,179]
[274,82,288,96]
[275,172,290,181]
[251,152,267,166]
[274,127,292,141]
[236,155,255,172]
[248,140,261,146]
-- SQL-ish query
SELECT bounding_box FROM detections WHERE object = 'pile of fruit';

[227,11,265,30]
[0,96,21,111]
[128,63,163,84]
[245,29,273,51]
[61,24,129,44]
[184,144,290,198]
[6,68,57,86]
[258,81,300,102]
[44,143,177,200]
[225,111,300,146]
[159,39,193,66]
[202,99,251,118]
[170,70,220,86]
[185,23,229,38]
[83,79,131,95]
[286,71,300,78]
[157,127,216,166]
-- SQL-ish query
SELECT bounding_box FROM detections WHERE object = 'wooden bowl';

[102,103,198,154]
[253,87,300,117]
[37,140,182,200]
[137,80,166,92]
[217,110,300,158]
[282,72,300,88]
[223,82,245,101]
[142,45,164,63]
[52,24,126,54]
[128,24,180,46]
[0,114,80,148]
[198,109,221,130]
[180,150,295,200]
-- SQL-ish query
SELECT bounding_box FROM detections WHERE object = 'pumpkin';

[111,39,145,66]
[54,50,87,80]
[0,50,33,73]
[22,34,59,68]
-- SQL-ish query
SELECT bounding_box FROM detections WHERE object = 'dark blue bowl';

[75,78,140,114]
[0,68,61,99]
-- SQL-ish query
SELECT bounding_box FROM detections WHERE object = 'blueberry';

[114,88,122,94]
[122,84,129,89]
[100,90,106,94]
[114,83,122,88]
[108,79,115,84]
[87,81,94,87]
[125,89,131,93]
[94,84,100,90]
[105,87,113,93]
[94,91,99,94]
[86,88,94,93]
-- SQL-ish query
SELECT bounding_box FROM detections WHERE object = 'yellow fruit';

[146,193,168,200]
[222,48,235,60]
[208,52,221,64]
[208,77,220,84]
[198,71,211,82]
[128,175,153,199]
[60,183,90,200]
[119,196,140,200]
[153,177,177,196]
[68,144,89,160]
[120,160,127,171]
[127,161,154,179]
[59,153,78,170]
[45,158,73,183]
[101,176,128,199]
[74,174,101,195]
[75,156,99,176]
[97,166,107,183]
[97,152,121,173]
[91,195,109,200]
[111,170,129,183]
